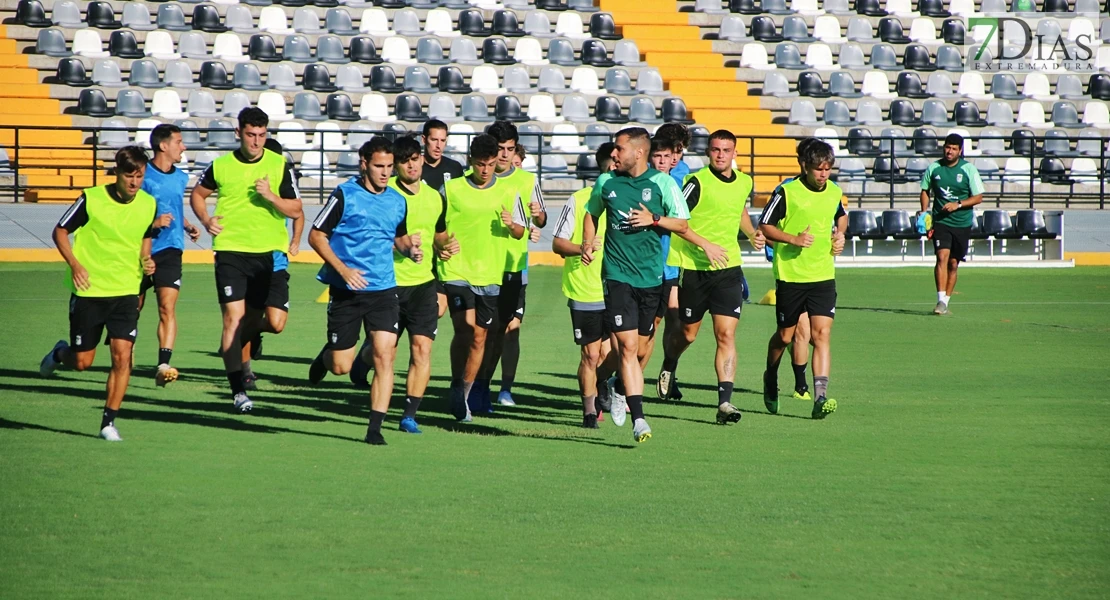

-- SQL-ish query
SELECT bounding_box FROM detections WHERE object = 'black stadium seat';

[108,30,143,59]
[882,210,921,239]
[590,14,621,40]
[1016,210,1057,239]
[326,93,358,121]
[77,88,113,117]
[982,210,1021,239]
[57,57,92,86]
[249,35,281,62]
[495,95,528,122]
[200,61,233,90]
[371,66,404,93]
[85,1,121,29]
[482,38,516,65]
[17,0,52,27]
[349,37,383,64]
[970,214,989,240]
[192,4,226,33]
[847,210,884,239]
[438,66,472,94]
[595,95,628,124]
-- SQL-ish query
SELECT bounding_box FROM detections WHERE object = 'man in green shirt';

[190,107,303,414]
[759,140,847,420]
[435,134,527,422]
[581,127,728,443]
[920,133,984,316]
[40,146,157,441]
[658,129,766,425]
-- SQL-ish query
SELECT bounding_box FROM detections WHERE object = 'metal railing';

[0,125,1105,208]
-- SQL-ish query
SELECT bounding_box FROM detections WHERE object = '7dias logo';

[967,16,1099,73]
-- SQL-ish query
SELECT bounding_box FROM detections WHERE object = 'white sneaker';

[99,424,122,442]
[497,390,516,406]
[155,364,179,387]
[607,376,627,427]
[632,418,652,443]
[233,392,253,413]
[40,340,67,377]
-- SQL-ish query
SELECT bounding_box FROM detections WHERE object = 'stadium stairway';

[603,0,796,195]
[0,24,102,202]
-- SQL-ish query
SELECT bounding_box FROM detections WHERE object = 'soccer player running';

[645,133,685,400]
[657,130,766,424]
[420,119,465,318]
[920,133,984,316]
[139,124,199,387]
[307,137,422,445]
[553,142,617,429]
[436,134,528,422]
[474,121,547,410]
[40,146,157,441]
[190,107,303,413]
[759,139,847,420]
[581,127,727,443]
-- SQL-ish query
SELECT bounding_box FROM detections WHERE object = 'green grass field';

[1,263,1108,598]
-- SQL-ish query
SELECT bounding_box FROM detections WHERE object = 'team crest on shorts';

[454,297,462,306]
[685,308,692,317]
[75,335,82,346]
[614,315,623,326]
[331,333,338,343]
[574,328,582,339]
[642,189,652,203]
[223,286,233,297]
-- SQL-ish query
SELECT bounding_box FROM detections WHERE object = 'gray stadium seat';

[233,63,267,91]
[115,89,150,118]
[294,92,326,121]
[179,32,208,59]
[416,38,449,65]
[548,38,581,66]
[317,35,350,64]
[461,94,494,122]
[129,59,163,88]
[561,94,592,122]
[268,63,300,92]
[121,2,154,31]
[164,60,198,88]
[403,66,437,94]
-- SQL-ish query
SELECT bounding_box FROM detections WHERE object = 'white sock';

[937,291,947,303]
[943,294,950,305]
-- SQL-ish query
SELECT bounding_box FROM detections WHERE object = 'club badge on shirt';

[642,189,652,203]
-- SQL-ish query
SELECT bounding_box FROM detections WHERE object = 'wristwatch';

[651,213,661,226]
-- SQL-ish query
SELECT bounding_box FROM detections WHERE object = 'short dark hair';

[798,139,835,169]
[596,142,615,172]
[359,136,394,162]
[469,134,499,162]
[263,138,283,154]
[485,120,519,144]
[944,133,964,148]
[392,135,422,162]
[616,126,651,146]
[422,119,448,137]
[655,123,690,151]
[650,138,672,155]
[149,124,181,155]
[708,129,736,145]
[514,144,526,159]
[237,106,269,130]
[115,146,149,174]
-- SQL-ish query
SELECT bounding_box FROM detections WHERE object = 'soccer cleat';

[716,402,743,424]
[99,424,122,442]
[497,390,516,407]
[308,350,327,385]
[763,369,779,415]
[793,389,812,401]
[607,376,627,427]
[812,396,837,419]
[233,392,253,413]
[155,364,179,387]
[672,379,683,400]
[250,333,263,361]
[40,340,67,377]
[596,379,611,412]
[242,372,258,391]
[398,417,422,434]
[349,346,370,388]
[582,413,599,429]
[365,431,387,445]
[632,418,652,443]
[656,368,674,400]
[933,301,949,315]
[451,387,472,422]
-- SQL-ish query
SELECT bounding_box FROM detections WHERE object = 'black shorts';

[570,308,607,346]
[435,279,446,296]
[140,248,183,295]
[444,283,498,329]
[775,279,837,329]
[214,251,274,309]
[933,223,971,262]
[604,280,661,337]
[498,270,527,324]
[656,277,678,319]
[266,269,290,311]
[397,280,439,340]
[678,266,746,324]
[69,294,139,351]
[326,286,400,351]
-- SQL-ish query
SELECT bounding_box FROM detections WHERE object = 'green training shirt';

[389,176,442,287]
[921,159,984,229]
[66,184,156,297]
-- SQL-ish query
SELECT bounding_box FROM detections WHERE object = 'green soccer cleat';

[812,396,837,420]
[763,370,779,415]
[793,389,812,401]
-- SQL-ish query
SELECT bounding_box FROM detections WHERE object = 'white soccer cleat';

[99,424,122,442]
[497,390,516,406]
[155,364,179,387]
[40,339,67,377]
[632,418,652,443]
[607,376,627,427]
[233,392,253,413]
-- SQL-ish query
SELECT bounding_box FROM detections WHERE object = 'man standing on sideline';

[40,146,157,441]
[759,140,847,420]
[657,130,765,424]
[920,133,983,315]
[420,119,465,318]
[436,134,527,422]
[139,124,198,387]
[307,137,422,445]
[581,127,728,443]
[190,107,303,414]
[553,143,617,429]
[475,121,547,410]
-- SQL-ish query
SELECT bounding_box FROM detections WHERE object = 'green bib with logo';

[436,177,517,287]
[773,179,841,283]
[70,184,156,297]
[561,186,606,303]
[389,177,439,287]
[668,168,752,270]
[211,149,290,253]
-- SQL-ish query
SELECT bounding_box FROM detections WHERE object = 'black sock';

[53,347,65,363]
[792,362,808,391]
[717,382,734,406]
[403,396,422,418]
[227,370,245,395]
[814,376,829,400]
[627,394,645,421]
[101,408,117,429]
[662,355,678,372]
[367,410,386,434]
[158,348,172,366]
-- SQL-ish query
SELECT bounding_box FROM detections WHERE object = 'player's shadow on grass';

[837,305,933,317]
[535,371,756,409]
[0,417,99,438]
[197,350,314,367]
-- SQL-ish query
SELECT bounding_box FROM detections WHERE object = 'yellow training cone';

[316,288,330,303]
[758,289,776,306]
